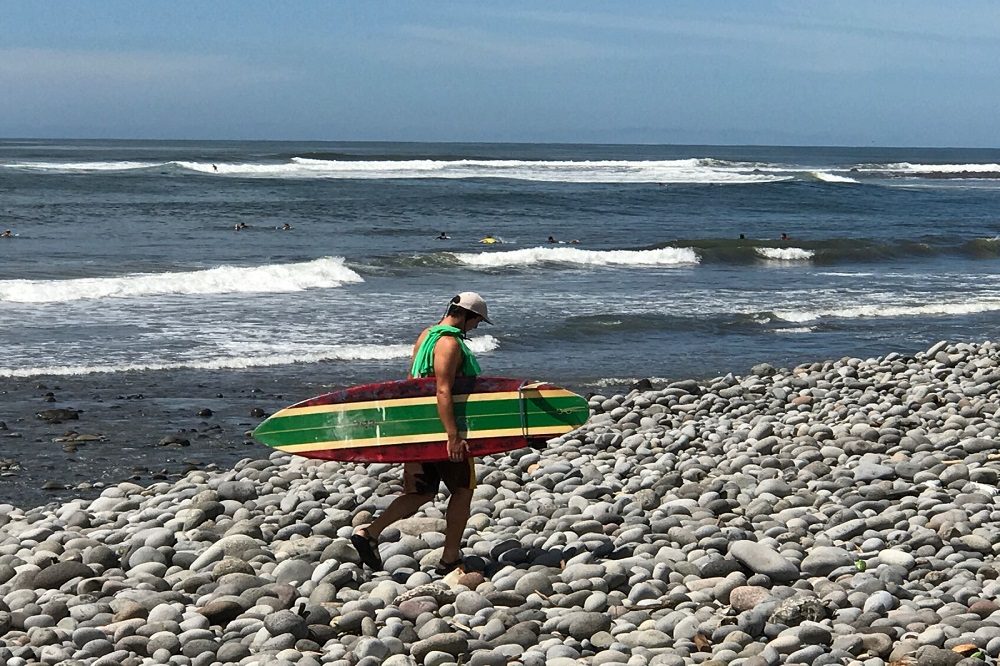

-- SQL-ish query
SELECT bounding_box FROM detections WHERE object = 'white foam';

[0,257,363,304]
[1,161,159,172]
[453,246,700,268]
[775,298,1000,323]
[163,158,792,184]
[0,157,803,184]
[755,247,815,261]
[588,377,673,388]
[0,335,500,378]
[879,162,1000,174]
[811,171,858,183]
[294,157,789,184]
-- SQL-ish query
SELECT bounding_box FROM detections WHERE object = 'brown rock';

[969,599,999,618]
[112,598,147,622]
[200,598,245,626]
[457,571,485,589]
[398,597,439,621]
[729,585,772,612]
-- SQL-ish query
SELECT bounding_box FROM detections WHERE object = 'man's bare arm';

[433,337,467,461]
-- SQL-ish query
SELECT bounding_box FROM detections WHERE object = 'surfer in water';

[436,231,450,240]
[352,292,492,576]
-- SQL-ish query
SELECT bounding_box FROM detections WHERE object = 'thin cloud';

[494,5,1000,46]
[392,24,625,66]
[0,47,295,87]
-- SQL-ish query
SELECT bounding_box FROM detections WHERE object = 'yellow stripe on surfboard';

[275,388,578,418]
[274,424,572,453]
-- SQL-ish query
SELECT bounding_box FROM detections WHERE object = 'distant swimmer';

[739,233,746,240]
[212,164,218,172]
[436,232,450,240]
[480,234,500,245]
[1,229,12,238]
[282,223,292,231]
[234,222,249,231]
[781,233,790,241]
[547,236,558,244]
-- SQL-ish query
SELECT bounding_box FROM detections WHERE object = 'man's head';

[445,291,491,332]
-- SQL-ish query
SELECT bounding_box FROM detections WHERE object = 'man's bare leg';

[442,487,473,563]
[362,492,434,539]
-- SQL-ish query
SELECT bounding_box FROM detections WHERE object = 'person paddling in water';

[352,292,492,575]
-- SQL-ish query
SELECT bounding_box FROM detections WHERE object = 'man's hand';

[447,435,469,462]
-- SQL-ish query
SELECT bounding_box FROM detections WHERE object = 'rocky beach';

[3,340,1000,666]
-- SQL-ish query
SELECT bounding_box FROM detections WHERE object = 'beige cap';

[451,291,492,324]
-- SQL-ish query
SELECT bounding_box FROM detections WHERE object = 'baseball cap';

[451,292,492,324]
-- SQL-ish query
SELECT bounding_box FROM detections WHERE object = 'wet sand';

[0,368,353,508]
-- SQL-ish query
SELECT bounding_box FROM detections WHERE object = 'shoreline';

[2,340,1000,665]
[0,365,647,510]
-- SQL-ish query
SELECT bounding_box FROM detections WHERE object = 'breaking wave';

[755,247,815,261]
[0,158,791,184]
[452,246,700,268]
[8,157,1000,184]
[0,336,501,377]
[810,171,859,184]
[0,257,363,304]
[774,299,1000,323]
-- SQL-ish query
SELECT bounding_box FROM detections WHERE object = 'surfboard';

[252,376,589,463]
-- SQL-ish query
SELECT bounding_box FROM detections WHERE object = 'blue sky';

[3,1,999,146]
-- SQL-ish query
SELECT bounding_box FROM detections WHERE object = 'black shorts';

[403,460,477,494]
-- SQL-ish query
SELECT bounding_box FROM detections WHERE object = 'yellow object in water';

[480,236,499,245]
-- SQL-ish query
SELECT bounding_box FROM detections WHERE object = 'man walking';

[351,292,491,575]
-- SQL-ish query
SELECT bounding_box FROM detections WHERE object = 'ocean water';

[3,139,1000,391]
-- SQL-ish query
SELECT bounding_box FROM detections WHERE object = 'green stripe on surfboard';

[253,394,588,449]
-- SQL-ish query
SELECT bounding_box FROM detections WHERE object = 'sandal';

[434,557,464,576]
[351,528,383,570]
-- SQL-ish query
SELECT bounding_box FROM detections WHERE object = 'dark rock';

[699,558,744,578]
[916,645,964,666]
[200,599,245,627]
[158,435,190,447]
[181,638,219,658]
[34,561,95,589]
[115,635,149,657]
[216,642,251,662]
[264,609,308,639]
[197,408,214,418]
[217,481,257,502]
[484,591,526,607]
[630,378,654,392]
[566,611,612,640]
[36,408,80,423]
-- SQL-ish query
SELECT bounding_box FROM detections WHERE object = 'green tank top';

[410,325,481,378]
